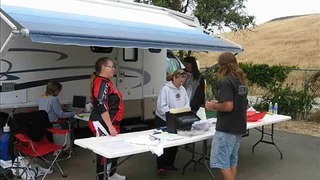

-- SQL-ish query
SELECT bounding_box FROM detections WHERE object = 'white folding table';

[74,114,291,179]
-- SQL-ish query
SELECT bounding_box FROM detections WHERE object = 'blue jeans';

[210,131,241,169]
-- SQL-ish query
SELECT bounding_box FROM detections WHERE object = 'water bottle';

[0,136,1,158]
[273,103,278,114]
[268,102,273,113]
[0,130,2,157]
[0,124,11,161]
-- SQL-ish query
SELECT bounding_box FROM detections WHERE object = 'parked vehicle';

[0,0,242,120]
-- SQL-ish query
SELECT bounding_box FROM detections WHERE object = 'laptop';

[71,95,86,111]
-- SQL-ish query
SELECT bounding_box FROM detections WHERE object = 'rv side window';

[148,49,162,53]
[90,46,113,53]
[123,48,138,62]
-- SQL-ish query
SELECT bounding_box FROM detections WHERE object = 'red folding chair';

[50,119,74,159]
[11,110,71,180]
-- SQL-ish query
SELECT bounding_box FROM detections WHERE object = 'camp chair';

[50,119,74,159]
[11,110,71,179]
[23,110,74,159]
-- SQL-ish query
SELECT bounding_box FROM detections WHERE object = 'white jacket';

[156,81,190,121]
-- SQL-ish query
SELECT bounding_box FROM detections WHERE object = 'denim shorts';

[210,131,241,169]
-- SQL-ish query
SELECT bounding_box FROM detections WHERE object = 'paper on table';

[98,139,132,151]
[196,107,207,120]
[153,132,184,141]
[125,135,151,145]
[205,118,217,124]
[78,113,90,117]
[125,135,164,156]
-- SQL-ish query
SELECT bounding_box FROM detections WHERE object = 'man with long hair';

[205,52,248,180]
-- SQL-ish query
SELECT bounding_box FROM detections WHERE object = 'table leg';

[252,124,283,159]
[199,140,215,180]
[195,140,208,168]
[92,152,97,180]
[182,143,196,174]
[77,119,80,129]
[182,140,215,179]
[103,161,107,180]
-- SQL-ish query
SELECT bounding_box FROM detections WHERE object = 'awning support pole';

[0,30,20,59]
[0,12,17,30]
[0,12,22,59]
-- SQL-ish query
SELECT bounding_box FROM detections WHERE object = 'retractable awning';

[1,0,243,52]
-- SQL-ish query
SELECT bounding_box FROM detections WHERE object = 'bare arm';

[205,100,234,112]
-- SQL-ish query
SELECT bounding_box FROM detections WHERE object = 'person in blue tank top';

[205,52,248,180]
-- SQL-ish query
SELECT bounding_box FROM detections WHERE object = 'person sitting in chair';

[39,81,76,126]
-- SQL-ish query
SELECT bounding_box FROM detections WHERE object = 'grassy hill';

[194,14,320,69]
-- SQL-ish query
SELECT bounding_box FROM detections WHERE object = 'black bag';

[9,110,54,162]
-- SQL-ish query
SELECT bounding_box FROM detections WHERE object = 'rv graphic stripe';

[0,66,94,77]
[0,75,90,92]
[8,48,68,61]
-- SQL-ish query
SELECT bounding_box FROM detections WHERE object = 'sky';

[245,0,320,25]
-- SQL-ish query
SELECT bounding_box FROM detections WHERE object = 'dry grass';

[194,14,320,69]
[308,110,320,123]
[195,15,320,137]
[273,120,320,137]
[265,105,320,138]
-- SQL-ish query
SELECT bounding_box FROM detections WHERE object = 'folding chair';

[50,119,74,159]
[25,110,73,157]
[11,110,71,180]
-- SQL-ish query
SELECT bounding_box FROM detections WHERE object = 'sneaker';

[157,168,168,178]
[109,172,126,180]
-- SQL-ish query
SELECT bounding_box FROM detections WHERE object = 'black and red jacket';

[89,76,124,134]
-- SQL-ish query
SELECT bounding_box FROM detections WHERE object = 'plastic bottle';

[268,102,273,113]
[273,103,278,114]
[0,124,11,161]
[0,136,1,159]
[0,129,2,157]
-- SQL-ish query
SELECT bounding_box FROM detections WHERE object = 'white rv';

[0,0,242,120]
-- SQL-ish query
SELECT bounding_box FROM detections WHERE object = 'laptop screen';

[72,96,86,109]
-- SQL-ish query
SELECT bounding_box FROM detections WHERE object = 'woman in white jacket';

[155,69,189,177]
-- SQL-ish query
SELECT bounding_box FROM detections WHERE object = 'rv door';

[116,48,143,118]
[116,48,143,100]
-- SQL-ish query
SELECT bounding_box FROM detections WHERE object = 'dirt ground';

[273,120,320,137]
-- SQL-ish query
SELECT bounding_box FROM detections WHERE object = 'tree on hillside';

[134,0,255,32]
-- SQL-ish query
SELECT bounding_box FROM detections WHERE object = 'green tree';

[195,0,254,31]
[134,0,255,32]
[135,0,184,12]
